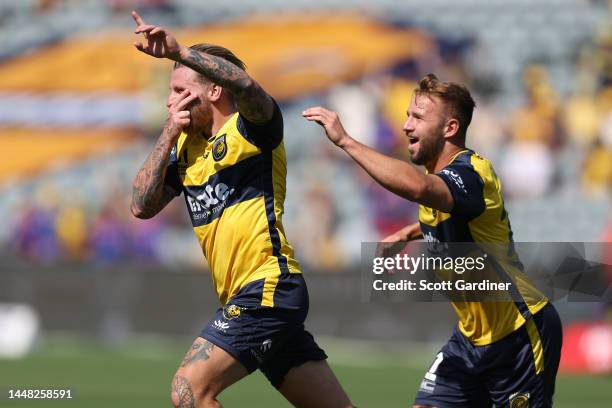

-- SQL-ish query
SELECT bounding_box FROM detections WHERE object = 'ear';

[443,118,460,139]
[208,84,223,102]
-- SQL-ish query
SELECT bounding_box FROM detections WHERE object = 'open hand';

[302,106,351,147]
[132,10,181,60]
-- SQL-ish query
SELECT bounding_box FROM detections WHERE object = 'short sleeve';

[164,144,182,196]
[435,158,485,219]
[236,99,283,150]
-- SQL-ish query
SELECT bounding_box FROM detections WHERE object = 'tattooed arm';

[130,89,196,219]
[130,127,178,219]
[132,10,274,125]
[176,47,274,124]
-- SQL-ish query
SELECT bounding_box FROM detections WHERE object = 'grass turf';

[0,336,608,407]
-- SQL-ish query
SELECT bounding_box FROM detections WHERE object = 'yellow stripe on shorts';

[525,318,544,374]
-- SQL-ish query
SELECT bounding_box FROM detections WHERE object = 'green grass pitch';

[0,336,608,407]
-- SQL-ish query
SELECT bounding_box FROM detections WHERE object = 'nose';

[403,117,414,133]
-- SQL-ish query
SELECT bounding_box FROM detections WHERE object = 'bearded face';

[403,94,448,167]
[168,67,214,138]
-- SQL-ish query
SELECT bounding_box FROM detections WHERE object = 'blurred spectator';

[89,197,131,265]
[581,138,612,195]
[14,203,60,264]
[510,65,562,148]
[56,203,88,261]
[293,183,344,270]
[13,183,62,263]
[499,141,555,198]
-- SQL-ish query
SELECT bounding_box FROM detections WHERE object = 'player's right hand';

[302,106,351,147]
[132,10,181,60]
[165,89,197,139]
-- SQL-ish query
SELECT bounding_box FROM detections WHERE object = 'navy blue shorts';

[200,274,327,388]
[415,303,562,408]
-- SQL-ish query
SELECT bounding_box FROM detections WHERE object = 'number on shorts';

[424,352,444,382]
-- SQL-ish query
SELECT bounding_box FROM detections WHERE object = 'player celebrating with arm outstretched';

[304,74,562,408]
[130,11,354,408]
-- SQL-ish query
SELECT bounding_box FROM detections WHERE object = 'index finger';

[302,106,325,116]
[174,91,198,110]
[131,10,145,26]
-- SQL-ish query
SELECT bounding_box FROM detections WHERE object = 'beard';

[186,102,213,138]
[409,129,445,166]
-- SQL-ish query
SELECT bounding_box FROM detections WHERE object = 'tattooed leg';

[181,338,215,367]
[172,375,195,408]
[170,336,248,408]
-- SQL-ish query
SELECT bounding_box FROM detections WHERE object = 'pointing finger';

[131,10,145,26]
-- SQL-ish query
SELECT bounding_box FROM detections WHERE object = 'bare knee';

[171,375,195,408]
[171,374,222,408]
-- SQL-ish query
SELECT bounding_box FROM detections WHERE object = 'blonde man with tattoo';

[130,11,354,408]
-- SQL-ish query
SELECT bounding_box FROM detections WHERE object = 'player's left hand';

[302,107,351,147]
[132,10,181,60]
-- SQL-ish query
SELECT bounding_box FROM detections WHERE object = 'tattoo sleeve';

[180,339,215,367]
[130,126,179,219]
[172,375,195,408]
[178,47,274,124]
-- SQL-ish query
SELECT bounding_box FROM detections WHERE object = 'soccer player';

[303,74,562,408]
[129,11,354,408]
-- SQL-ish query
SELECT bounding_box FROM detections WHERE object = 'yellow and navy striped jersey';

[165,103,301,306]
[419,149,548,346]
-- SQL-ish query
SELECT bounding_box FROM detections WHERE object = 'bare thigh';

[278,359,354,408]
[171,336,248,408]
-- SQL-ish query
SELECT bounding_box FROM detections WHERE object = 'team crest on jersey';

[212,134,228,161]
[509,392,529,408]
[222,304,242,320]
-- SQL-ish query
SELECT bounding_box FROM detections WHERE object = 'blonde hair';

[415,73,476,138]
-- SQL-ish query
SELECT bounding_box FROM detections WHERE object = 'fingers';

[303,113,326,125]
[167,89,190,108]
[131,10,145,26]
[302,106,332,117]
[169,110,191,129]
[302,106,340,127]
[174,91,197,111]
[175,111,190,121]
[149,27,164,36]
[134,24,158,35]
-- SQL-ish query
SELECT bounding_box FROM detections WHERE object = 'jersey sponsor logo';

[222,304,242,320]
[212,134,228,161]
[441,169,466,193]
[212,319,230,332]
[509,392,529,408]
[186,181,236,222]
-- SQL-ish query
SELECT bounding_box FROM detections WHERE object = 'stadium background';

[0,0,610,406]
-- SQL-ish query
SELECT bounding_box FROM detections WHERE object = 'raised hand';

[302,106,351,147]
[132,10,181,60]
[165,89,197,139]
